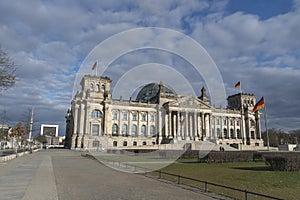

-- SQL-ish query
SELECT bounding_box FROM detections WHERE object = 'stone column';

[197,114,201,139]
[234,118,237,139]
[256,114,262,139]
[185,112,189,140]
[194,112,198,140]
[201,113,205,140]
[84,104,89,134]
[165,114,168,138]
[253,119,257,140]
[220,117,223,139]
[188,113,192,140]
[147,112,150,137]
[205,114,210,140]
[71,104,79,148]
[158,108,162,143]
[128,111,131,136]
[177,112,181,140]
[209,114,213,139]
[78,103,86,148]
[211,116,215,140]
[118,110,121,136]
[227,117,230,139]
[173,113,177,139]
[241,114,246,142]
[169,111,172,138]
[104,105,110,136]
[73,104,79,137]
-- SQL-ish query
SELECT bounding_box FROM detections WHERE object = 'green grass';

[159,160,300,200]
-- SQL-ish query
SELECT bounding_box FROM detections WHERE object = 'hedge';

[265,154,300,171]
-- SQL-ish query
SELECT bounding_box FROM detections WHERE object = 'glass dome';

[136,83,177,102]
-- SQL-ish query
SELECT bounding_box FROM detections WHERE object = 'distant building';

[278,144,298,151]
[0,124,10,149]
[65,75,264,151]
[40,124,59,145]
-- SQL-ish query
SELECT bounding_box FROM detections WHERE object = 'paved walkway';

[0,150,228,200]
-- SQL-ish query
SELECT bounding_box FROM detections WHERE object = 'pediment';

[167,96,212,109]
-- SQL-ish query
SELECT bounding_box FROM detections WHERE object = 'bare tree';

[0,47,16,92]
[9,122,27,148]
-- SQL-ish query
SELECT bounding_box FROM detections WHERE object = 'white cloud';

[0,0,299,134]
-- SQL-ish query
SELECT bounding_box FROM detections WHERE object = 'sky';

[0,0,299,136]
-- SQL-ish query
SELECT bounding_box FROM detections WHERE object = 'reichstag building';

[65,75,264,151]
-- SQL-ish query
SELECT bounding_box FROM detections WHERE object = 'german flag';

[235,81,241,88]
[253,97,265,112]
[91,61,97,70]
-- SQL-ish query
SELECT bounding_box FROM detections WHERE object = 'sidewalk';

[0,150,229,200]
[0,151,58,200]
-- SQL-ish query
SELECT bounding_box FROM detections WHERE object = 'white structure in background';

[40,124,59,145]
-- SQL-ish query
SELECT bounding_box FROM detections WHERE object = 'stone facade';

[65,75,264,150]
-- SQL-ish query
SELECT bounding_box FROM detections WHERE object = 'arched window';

[122,124,128,136]
[91,109,102,118]
[133,141,137,146]
[150,125,155,137]
[101,84,105,91]
[123,141,127,146]
[90,83,94,90]
[141,125,146,137]
[131,124,137,137]
[142,141,147,145]
[223,128,228,138]
[95,84,100,91]
[113,141,117,147]
[112,124,118,136]
[250,120,255,127]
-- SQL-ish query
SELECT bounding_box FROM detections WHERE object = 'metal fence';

[155,170,283,200]
[92,156,284,200]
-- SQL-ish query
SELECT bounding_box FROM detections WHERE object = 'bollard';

[245,190,248,200]
[205,181,208,192]
[178,176,181,184]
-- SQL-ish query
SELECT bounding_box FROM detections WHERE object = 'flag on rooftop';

[91,61,97,70]
[253,97,265,112]
[235,81,241,89]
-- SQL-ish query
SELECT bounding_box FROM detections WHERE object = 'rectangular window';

[113,113,118,120]
[141,114,146,121]
[216,119,220,125]
[230,120,233,126]
[150,115,155,122]
[123,113,127,120]
[92,141,99,147]
[224,119,227,125]
[132,114,137,121]
[92,124,99,136]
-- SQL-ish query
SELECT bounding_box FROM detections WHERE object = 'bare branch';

[0,47,16,91]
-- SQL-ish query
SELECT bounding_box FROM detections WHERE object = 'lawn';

[159,160,300,200]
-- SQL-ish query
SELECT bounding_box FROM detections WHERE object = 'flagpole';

[263,98,270,151]
[240,82,242,94]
